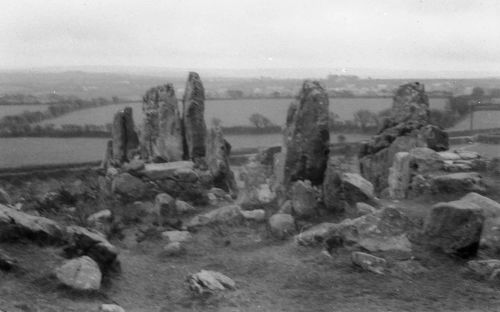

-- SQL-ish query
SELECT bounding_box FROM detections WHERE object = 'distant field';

[448,111,500,131]
[0,104,50,118]
[0,132,371,168]
[40,98,449,128]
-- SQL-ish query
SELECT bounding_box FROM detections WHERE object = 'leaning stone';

[290,180,317,218]
[423,200,484,257]
[100,304,126,312]
[340,173,376,205]
[55,256,101,291]
[467,259,500,280]
[351,251,386,274]
[182,72,207,162]
[269,213,296,239]
[112,107,139,164]
[206,126,238,196]
[281,80,330,186]
[162,230,192,243]
[187,205,243,228]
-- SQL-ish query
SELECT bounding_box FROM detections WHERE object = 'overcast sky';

[1,0,499,77]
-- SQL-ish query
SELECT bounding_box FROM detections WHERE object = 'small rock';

[175,200,196,214]
[257,183,275,204]
[163,242,185,256]
[460,192,500,219]
[111,173,148,198]
[65,226,119,268]
[351,251,386,274]
[467,259,500,280]
[269,213,296,239]
[100,304,126,312]
[456,150,480,160]
[187,205,243,228]
[122,159,145,172]
[278,200,293,214]
[438,151,461,161]
[161,230,192,243]
[188,270,235,294]
[354,202,377,217]
[55,256,102,290]
[87,209,112,224]
[207,193,218,205]
[241,209,266,222]
[155,193,176,218]
[294,222,338,246]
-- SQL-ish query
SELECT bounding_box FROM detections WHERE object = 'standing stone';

[391,82,429,124]
[112,107,139,164]
[182,72,207,162]
[388,152,411,199]
[101,140,113,169]
[281,80,330,187]
[206,126,238,196]
[142,84,183,162]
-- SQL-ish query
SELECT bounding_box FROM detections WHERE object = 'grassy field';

[39,98,449,128]
[0,104,50,118]
[448,111,500,131]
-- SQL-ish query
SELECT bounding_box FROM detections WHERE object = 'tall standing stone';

[391,82,430,124]
[182,72,207,163]
[206,126,238,196]
[142,84,183,161]
[281,80,330,186]
[112,107,139,164]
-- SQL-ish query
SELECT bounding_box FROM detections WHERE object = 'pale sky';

[1,0,500,77]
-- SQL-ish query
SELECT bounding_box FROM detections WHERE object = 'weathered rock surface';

[467,259,500,280]
[55,256,102,291]
[206,126,238,196]
[0,204,64,244]
[290,180,317,218]
[460,192,500,218]
[355,202,377,217]
[269,213,296,239]
[112,107,139,164]
[187,205,243,228]
[351,251,386,274]
[391,82,430,124]
[430,172,486,195]
[163,242,185,256]
[182,72,207,162]
[87,209,112,224]
[65,226,118,269]
[423,200,484,257]
[188,270,235,294]
[281,80,330,186]
[100,304,126,312]
[142,84,183,162]
[175,200,196,214]
[111,173,148,199]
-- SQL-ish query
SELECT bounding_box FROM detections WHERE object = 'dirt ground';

[2,170,500,312]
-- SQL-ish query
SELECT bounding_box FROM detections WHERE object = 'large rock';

[460,192,500,218]
[391,82,429,124]
[141,84,183,162]
[112,107,139,164]
[269,213,296,239]
[281,80,330,186]
[111,173,148,199]
[290,180,317,218]
[206,127,238,196]
[0,204,64,244]
[187,205,243,228]
[430,172,486,195]
[182,72,207,162]
[65,226,118,269]
[327,207,413,254]
[55,256,101,291]
[423,200,484,257]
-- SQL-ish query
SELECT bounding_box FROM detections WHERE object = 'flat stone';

[66,226,118,268]
[438,151,461,161]
[100,304,126,312]
[188,270,235,294]
[140,161,194,180]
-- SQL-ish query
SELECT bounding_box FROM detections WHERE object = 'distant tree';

[112,96,120,104]
[211,117,222,128]
[226,89,244,99]
[471,87,485,99]
[337,134,346,143]
[353,109,378,132]
[490,88,500,98]
[249,113,274,128]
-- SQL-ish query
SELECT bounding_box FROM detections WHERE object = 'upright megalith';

[281,80,330,186]
[182,72,207,163]
[112,107,139,164]
[142,84,183,162]
[206,126,238,196]
[358,82,448,193]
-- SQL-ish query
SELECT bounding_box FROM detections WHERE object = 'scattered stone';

[183,72,207,162]
[290,180,317,218]
[351,251,386,274]
[111,173,148,199]
[241,209,266,222]
[0,204,64,244]
[163,242,185,256]
[187,205,243,228]
[175,200,196,214]
[111,107,139,164]
[140,161,194,180]
[269,213,296,239]
[65,226,118,269]
[281,80,330,186]
[55,256,102,291]
[431,172,486,195]
[0,188,11,205]
[161,230,192,243]
[188,270,235,294]
[100,304,126,312]
[467,259,500,280]
[423,200,484,257]
[87,209,112,224]
[295,222,338,246]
